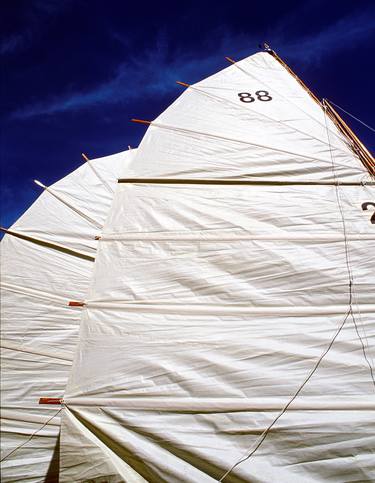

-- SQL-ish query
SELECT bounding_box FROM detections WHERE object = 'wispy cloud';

[10,35,226,120]
[1,33,29,55]
[1,0,73,55]
[275,9,375,64]
[10,7,374,120]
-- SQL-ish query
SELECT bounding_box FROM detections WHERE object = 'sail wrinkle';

[188,84,351,155]
[0,149,136,482]
[151,121,341,165]
[225,55,345,145]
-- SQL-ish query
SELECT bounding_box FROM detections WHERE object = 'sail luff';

[323,99,375,175]
[267,49,374,176]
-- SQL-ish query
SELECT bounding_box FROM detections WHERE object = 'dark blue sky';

[2,0,374,228]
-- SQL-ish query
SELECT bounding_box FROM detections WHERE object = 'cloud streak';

[276,9,375,63]
[1,0,73,55]
[10,8,375,120]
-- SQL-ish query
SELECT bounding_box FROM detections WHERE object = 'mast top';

[259,41,272,52]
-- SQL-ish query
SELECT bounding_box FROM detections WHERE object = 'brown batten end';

[39,397,63,405]
[68,301,85,307]
[95,235,101,240]
[131,119,152,125]
[176,81,190,87]
[225,56,236,64]
[81,153,89,162]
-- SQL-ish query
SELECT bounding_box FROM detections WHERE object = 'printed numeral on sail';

[238,91,272,102]
[361,202,375,224]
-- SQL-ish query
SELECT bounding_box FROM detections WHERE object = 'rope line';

[218,100,374,482]
[323,99,375,389]
[0,408,63,463]
[219,307,352,481]
[327,100,375,133]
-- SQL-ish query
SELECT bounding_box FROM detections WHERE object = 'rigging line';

[323,100,375,388]
[218,99,373,483]
[148,122,341,166]
[186,84,350,156]
[82,153,115,194]
[327,100,375,134]
[352,289,375,371]
[1,341,72,363]
[323,102,375,176]
[219,307,353,482]
[1,281,69,304]
[34,180,103,229]
[0,408,63,463]
[352,316,375,388]
[326,170,375,366]
[227,57,346,146]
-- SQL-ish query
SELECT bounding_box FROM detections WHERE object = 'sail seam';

[1,282,75,305]
[149,121,341,165]
[1,340,73,363]
[86,160,115,194]
[39,183,103,229]
[189,84,350,155]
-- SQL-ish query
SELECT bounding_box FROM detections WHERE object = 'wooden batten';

[131,119,151,125]
[39,397,63,405]
[176,81,190,87]
[68,301,85,307]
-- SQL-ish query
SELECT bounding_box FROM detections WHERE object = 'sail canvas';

[1,49,374,482]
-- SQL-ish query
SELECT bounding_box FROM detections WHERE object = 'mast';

[262,43,374,176]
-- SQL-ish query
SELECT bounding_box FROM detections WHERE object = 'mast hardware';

[259,42,272,51]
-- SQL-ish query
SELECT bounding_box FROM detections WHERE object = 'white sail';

[0,149,136,482]
[128,52,370,182]
[59,51,374,482]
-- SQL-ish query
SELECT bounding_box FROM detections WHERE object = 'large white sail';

[128,52,371,182]
[59,50,374,482]
[0,150,136,482]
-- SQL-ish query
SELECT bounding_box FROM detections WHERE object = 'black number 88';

[238,91,272,102]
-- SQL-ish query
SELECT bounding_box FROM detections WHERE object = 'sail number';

[362,202,375,224]
[238,91,272,103]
